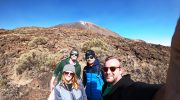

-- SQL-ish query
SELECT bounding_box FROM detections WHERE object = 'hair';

[104,56,122,67]
[70,48,79,57]
[61,73,80,90]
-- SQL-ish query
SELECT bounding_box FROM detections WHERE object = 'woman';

[48,64,87,100]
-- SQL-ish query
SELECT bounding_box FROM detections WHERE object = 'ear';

[120,67,126,75]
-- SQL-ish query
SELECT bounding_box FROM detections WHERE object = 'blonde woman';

[48,64,87,100]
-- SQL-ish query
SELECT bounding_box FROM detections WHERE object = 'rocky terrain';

[0,22,170,100]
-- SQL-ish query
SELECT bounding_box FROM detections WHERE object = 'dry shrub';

[28,36,48,47]
[82,38,108,52]
[0,75,7,87]
[15,48,57,75]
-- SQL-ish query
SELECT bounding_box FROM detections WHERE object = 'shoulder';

[83,66,88,71]
[75,61,81,67]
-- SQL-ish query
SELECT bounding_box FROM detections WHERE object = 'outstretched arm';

[165,17,180,100]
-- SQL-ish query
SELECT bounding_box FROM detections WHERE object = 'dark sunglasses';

[102,67,120,72]
[86,55,94,60]
[64,71,74,76]
[70,53,78,56]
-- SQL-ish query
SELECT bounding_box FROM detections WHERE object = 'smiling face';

[63,71,74,82]
[104,58,123,86]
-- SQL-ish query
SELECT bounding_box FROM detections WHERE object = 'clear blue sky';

[0,0,179,46]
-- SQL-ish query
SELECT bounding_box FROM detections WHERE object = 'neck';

[69,59,76,65]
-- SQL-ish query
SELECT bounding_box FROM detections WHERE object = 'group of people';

[48,17,180,100]
[49,49,104,100]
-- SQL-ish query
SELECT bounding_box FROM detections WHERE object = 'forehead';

[64,71,73,73]
[105,59,120,67]
[71,51,78,54]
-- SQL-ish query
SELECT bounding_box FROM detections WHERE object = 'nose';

[106,68,111,74]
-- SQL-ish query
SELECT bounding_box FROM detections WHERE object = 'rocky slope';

[0,22,170,100]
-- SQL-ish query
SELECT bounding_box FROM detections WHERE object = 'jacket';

[48,80,87,100]
[102,74,162,100]
[83,58,105,100]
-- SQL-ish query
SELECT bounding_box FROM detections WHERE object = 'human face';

[63,71,74,81]
[86,55,95,65]
[70,53,78,61]
[104,59,123,86]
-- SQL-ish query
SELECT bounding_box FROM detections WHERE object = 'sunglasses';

[102,67,120,72]
[86,55,94,60]
[70,53,78,56]
[64,71,74,76]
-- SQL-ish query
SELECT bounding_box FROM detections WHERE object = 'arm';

[50,61,63,91]
[82,67,87,87]
[79,79,87,100]
[50,76,56,91]
[76,62,82,79]
[165,17,180,100]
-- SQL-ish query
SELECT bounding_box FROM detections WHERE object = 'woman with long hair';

[48,64,87,100]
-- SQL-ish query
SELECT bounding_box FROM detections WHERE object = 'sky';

[0,0,180,46]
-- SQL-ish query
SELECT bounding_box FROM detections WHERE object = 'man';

[50,48,81,91]
[102,17,180,100]
[102,56,162,100]
[83,50,105,100]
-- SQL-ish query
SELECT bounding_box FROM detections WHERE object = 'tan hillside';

[0,22,170,100]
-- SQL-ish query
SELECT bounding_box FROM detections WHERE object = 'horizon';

[0,0,180,46]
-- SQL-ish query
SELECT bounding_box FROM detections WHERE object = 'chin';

[106,79,113,83]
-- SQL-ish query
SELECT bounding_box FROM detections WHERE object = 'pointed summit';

[54,21,121,37]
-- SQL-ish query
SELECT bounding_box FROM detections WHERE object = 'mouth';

[106,76,113,79]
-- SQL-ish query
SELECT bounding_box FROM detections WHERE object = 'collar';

[108,74,134,95]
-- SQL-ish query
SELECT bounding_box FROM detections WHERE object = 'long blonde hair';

[61,73,80,90]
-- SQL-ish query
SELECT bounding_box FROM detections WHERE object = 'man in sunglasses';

[102,56,162,100]
[83,50,105,100]
[50,48,81,91]
[102,18,180,100]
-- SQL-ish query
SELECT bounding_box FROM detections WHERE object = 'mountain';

[0,22,170,100]
[54,21,121,37]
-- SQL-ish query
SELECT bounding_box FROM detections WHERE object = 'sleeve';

[98,64,106,83]
[101,70,106,83]
[76,62,82,79]
[79,80,87,100]
[54,85,62,100]
[48,89,55,100]
[53,61,64,77]
[82,67,87,87]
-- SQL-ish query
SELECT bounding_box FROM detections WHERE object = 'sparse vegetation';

[82,38,108,52]
[28,36,48,47]
[15,48,57,75]
[0,22,170,99]
[0,75,7,87]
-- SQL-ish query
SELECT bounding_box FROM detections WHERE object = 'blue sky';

[0,0,179,46]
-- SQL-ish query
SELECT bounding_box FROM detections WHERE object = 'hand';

[50,76,56,91]
[50,83,55,91]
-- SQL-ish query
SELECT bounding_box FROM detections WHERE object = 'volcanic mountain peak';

[54,21,121,37]
[79,21,93,25]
